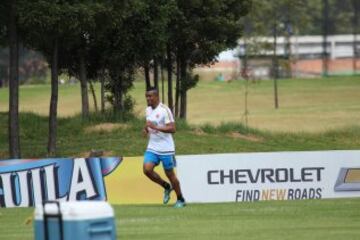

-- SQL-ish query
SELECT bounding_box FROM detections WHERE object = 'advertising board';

[176,151,360,203]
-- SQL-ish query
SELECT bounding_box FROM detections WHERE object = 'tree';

[169,0,251,118]
[88,0,174,113]
[132,0,174,90]
[95,0,141,113]
[268,0,308,107]
[59,3,108,118]
[79,3,112,113]
[239,0,310,109]
[18,0,75,156]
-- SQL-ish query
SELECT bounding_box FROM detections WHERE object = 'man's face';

[145,90,159,107]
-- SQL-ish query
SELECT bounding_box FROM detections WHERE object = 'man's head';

[145,87,159,108]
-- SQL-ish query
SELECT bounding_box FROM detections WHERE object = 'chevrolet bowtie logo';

[334,168,360,191]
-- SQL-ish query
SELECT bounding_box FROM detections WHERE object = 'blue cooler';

[34,201,116,240]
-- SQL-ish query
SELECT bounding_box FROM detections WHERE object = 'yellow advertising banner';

[105,156,177,204]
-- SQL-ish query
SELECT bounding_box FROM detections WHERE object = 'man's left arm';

[146,121,176,133]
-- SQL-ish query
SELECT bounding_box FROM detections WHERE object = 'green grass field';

[1,199,360,240]
[1,76,359,132]
[1,75,359,158]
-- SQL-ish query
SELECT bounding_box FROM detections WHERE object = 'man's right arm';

[143,108,149,136]
[143,125,149,137]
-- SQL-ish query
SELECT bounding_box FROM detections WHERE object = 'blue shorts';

[144,151,176,170]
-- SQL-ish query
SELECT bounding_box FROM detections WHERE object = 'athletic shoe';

[163,188,172,204]
[174,200,186,208]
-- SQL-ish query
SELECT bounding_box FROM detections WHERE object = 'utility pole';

[241,19,251,128]
[272,7,279,109]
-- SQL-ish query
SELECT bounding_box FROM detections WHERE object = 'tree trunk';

[144,63,151,90]
[47,38,59,156]
[79,52,89,118]
[154,58,159,89]
[100,69,105,113]
[114,88,123,112]
[180,90,187,119]
[167,44,174,113]
[179,57,187,119]
[113,73,123,112]
[175,56,180,118]
[8,0,21,158]
[160,61,165,103]
[89,81,98,112]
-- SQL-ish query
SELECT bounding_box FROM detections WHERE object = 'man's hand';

[147,121,176,134]
[146,121,158,130]
[143,126,149,137]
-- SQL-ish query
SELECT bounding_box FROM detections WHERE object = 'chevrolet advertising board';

[176,151,360,203]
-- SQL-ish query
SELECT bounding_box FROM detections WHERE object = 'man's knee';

[143,166,153,176]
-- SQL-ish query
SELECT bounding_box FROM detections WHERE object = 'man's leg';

[143,162,168,187]
[144,152,173,204]
[165,169,185,207]
[143,163,172,204]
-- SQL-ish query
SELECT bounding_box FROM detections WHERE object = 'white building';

[220,34,359,60]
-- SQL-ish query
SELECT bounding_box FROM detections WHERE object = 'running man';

[143,87,186,208]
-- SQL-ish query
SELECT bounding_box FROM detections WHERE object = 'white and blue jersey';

[145,103,175,155]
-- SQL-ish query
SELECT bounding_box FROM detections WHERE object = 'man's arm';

[146,121,176,133]
[143,125,149,137]
[143,108,150,136]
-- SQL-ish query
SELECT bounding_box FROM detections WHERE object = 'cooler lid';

[34,201,114,220]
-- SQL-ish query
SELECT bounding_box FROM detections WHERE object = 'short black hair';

[146,86,159,95]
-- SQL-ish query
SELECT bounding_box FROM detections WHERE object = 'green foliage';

[131,0,175,64]
[181,72,199,92]
[244,0,359,37]
[0,1,9,46]
[170,0,251,66]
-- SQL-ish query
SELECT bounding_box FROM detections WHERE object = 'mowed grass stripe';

[1,199,360,240]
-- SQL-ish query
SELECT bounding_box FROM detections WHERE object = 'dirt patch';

[84,123,129,134]
[227,132,264,142]
[192,128,208,136]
